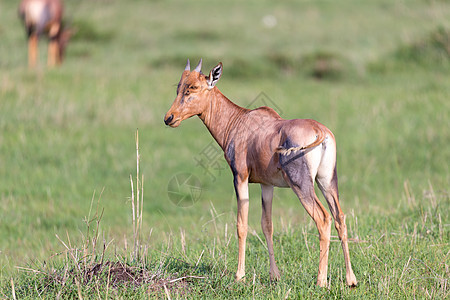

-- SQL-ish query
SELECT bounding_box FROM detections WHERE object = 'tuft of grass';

[394,26,450,65]
[300,50,349,81]
[369,26,450,73]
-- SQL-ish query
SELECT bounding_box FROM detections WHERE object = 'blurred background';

[0,0,449,288]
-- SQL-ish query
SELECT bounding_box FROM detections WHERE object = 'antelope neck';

[199,88,247,150]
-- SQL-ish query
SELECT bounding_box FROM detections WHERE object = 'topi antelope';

[164,59,358,287]
[18,0,72,67]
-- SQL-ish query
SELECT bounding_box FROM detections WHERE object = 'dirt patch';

[42,260,204,297]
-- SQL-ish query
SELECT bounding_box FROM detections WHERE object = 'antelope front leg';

[48,39,59,67]
[48,24,61,67]
[234,176,249,281]
[28,34,38,68]
[261,184,280,281]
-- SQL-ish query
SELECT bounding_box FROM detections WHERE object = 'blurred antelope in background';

[19,0,71,67]
[164,59,358,287]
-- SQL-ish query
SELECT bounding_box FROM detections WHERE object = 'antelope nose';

[164,114,174,125]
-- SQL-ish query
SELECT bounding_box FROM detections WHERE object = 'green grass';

[0,0,449,298]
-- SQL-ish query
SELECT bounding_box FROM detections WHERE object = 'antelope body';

[18,0,70,67]
[164,60,358,287]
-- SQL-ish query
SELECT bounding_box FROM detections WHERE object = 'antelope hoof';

[317,278,328,288]
[235,272,245,282]
[347,274,358,288]
[270,268,281,281]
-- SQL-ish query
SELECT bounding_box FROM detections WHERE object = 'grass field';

[0,0,449,298]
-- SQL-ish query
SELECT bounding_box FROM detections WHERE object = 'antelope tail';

[276,127,326,156]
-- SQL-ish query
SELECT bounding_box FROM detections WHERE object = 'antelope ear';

[206,62,223,89]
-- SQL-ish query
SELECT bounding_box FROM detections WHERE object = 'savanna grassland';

[0,0,449,298]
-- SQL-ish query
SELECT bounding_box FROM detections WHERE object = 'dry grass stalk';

[163,284,171,300]
[131,129,145,261]
[130,174,136,256]
[195,250,204,268]
[82,189,105,268]
[75,277,83,300]
[403,180,416,207]
[180,228,186,256]
[10,278,16,300]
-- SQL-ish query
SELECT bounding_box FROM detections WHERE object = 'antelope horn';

[194,58,202,72]
[185,59,190,71]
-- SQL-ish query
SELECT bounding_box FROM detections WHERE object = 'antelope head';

[164,59,222,127]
